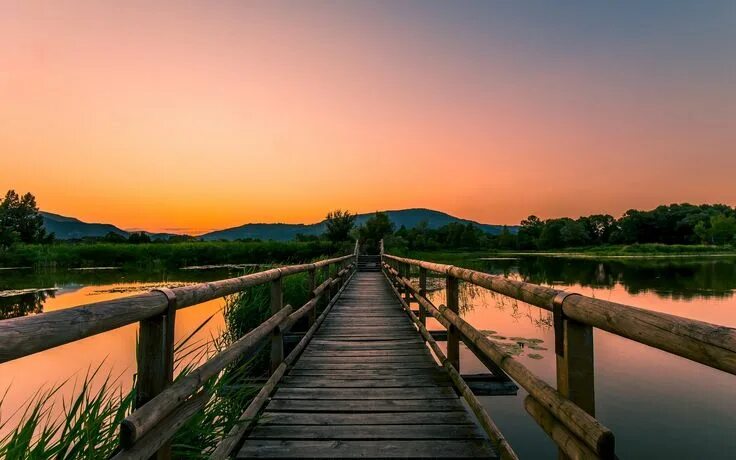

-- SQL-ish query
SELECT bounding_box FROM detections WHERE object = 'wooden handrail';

[0,254,354,364]
[120,305,294,447]
[383,262,614,457]
[210,268,357,459]
[382,269,519,460]
[383,254,736,376]
[116,256,357,456]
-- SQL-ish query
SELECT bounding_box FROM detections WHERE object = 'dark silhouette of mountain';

[41,208,515,241]
[41,212,177,240]
[200,208,516,241]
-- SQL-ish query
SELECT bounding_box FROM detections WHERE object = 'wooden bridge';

[1,241,735,459]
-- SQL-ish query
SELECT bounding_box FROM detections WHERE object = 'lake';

[420,254,736,459]
[1,255,735,458]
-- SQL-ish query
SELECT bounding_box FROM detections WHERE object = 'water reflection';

[0,290,52,319]
[419,254,736,459]
[471,256,736,300]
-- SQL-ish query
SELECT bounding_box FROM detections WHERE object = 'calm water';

[0,267,241,435]
[421,255,736,459]
[1,256,735,458]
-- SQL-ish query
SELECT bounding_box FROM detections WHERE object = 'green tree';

[103,231,128,243]
[0,190,49,247]
[128,232,151,244]
[324,209,356,242]
[560,219,591,247]
[695,214,736,245]
[579,214,616,244]
[517,215,543,249]
[358,212,394,253]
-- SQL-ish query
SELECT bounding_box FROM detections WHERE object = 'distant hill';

[41,212,177,240]
[41,208,516,241]
[200,208,516,241]
[42,212,129,240]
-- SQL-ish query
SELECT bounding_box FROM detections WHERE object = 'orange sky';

[1,1,735,234]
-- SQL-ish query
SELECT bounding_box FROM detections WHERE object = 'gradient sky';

[1,1,734,234]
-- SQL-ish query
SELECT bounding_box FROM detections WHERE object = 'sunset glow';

[1,1,734,233]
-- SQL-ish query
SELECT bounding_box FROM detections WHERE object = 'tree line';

[2,190,734,251]
[324,204,736,252]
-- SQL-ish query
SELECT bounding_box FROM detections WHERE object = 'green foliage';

[0,190,51,247]
[512,204,736,250]
[0,240,337,269]
[694,214,736,245]
[358,212,395,252]
[127,232,151,244]
[0,364,135,459]
[324,210,355,243]
[384,203,736,253]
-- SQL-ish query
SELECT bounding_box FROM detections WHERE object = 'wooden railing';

[382,252,736,460]
[0,250,357,459]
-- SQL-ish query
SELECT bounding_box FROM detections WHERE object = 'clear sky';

[1,1,734,234]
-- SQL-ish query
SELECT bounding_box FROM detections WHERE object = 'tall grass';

[0,264,330,458]
[0,364,135,459]
[0,241,338,270]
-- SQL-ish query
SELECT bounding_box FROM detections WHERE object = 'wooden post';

[446,275,460,371]
[136,288,176,460]
[270,276,284,374]
[419,267,427,326]
[556,319,595,414]
[402,263,411,305]
[555,292,595,460]
[308,267,316,326]
[323,264,332,306]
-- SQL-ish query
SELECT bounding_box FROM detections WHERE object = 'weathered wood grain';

[236,271,498,458]
[237,440,496,458]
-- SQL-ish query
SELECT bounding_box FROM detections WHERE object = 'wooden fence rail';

[382,250,736,459]
[0,249,357,459]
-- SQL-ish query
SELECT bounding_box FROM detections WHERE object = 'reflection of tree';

[0,290,53,319]
[510,257,736,300]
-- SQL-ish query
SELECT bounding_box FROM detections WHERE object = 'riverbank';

[0,241,343,270]
[398,244,736,263]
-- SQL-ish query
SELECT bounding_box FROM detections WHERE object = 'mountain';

[42,212,129,240]
[200,208,516,241]
[41,212,178,240]
[41,208,516,241]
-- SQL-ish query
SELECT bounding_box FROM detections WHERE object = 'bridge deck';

[237,271,498,458]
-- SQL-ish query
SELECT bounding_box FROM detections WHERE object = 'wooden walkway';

[237,271,498,458]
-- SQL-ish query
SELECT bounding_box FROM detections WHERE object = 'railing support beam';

[402,262,411,305]
[270,276,284,374]
[308,267,317,326]
[446,275,460,371]
[135,288,176,460]
[556,318,595,415]
[418,267,427,326]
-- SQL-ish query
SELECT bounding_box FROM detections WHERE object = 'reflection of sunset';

[424,275,736,458]
[2,2,735,233]
[0,285,226,430]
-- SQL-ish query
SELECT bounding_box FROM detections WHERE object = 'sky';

[1,1,735,234]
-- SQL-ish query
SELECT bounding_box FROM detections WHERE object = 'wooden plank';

[248,424,485,440]
[296,355,434,364]
[280,377,449,388]
[258,411,473,426]
[264,399,465,413]
[300,350,431,358]
[237,440,496,458]
[272,387,456,400]
[234,271,498,459]
[285,368,445,378]
[291,362,439,370]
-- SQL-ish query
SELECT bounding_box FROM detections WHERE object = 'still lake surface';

[1,255,735,458]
